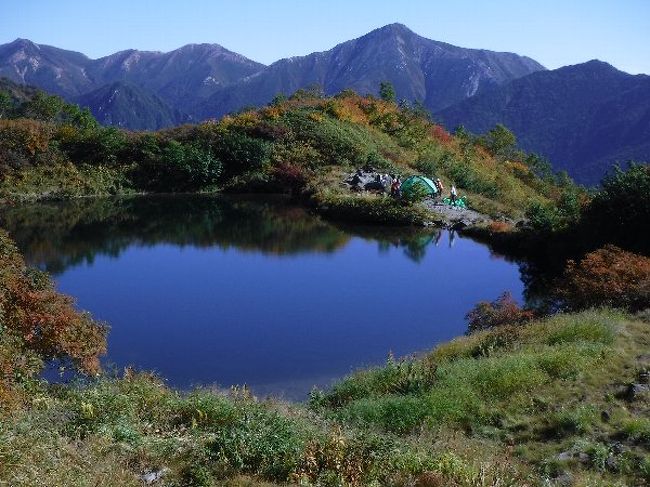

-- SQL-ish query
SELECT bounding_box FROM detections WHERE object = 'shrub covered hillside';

[0,79,575,222]
[1,226,649,486]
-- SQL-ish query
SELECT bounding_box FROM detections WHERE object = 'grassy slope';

[0,89,564,224]
[207,94,558,221]
[1,309,647,486]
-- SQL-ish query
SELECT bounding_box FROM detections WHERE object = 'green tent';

[400,175,438,197]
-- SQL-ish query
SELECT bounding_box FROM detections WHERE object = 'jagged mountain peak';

[559,59,621,74]
[1,26,547,126]
[0,37,265,115]
[366,23,416,38]
[6,38,41,51]
[175,42,226,52]
[197,24,545,119]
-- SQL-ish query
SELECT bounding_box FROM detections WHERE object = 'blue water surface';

[1,196,524,399]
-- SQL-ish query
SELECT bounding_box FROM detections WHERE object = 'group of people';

[352,169,458,203]
[433,178,458,203]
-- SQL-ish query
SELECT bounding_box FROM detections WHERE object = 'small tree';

[483,124,516,158]
[291,84,324,101]
[20,91,64,122]
[159,141,222,191]
[453,125,470,140]
[379,81,396,103]
[270,93,288,106]
[582,163,650,254]
[525,152,553,180]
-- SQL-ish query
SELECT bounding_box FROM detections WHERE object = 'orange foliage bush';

[0,119,53,155]
[465,292,535,333]
[487,221,514,233]
[0,119,55,170]
[325,98,369,125]
[0,230,106,391]
[504,160,531,178]
[261,105,286,120]
[558,245,650,311]
[429,125,452,145]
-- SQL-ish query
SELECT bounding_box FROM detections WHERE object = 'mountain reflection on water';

[1,195,526,399]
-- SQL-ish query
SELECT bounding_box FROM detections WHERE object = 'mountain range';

[0,37,263,127]
[0,23,648,183]
[0,24,542,127]
[435,60,650,185]
[194,23,544,119]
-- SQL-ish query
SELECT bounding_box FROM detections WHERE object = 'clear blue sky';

[3,0,649,74]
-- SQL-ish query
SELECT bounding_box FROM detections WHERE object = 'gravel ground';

[422,200,494,228]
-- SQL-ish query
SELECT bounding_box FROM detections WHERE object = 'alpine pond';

[0,195,526,399]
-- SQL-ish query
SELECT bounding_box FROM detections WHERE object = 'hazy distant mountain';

[436,61,650,185]
[0,38,96,97]
[0,38,265,126]
[74,81,184,130]
[197,23,545,119]
[0,26,542,127]
[88,44,265,113]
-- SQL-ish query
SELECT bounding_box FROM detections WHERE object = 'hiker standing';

[435,178,444,198]
[450,185,458,205]
[391,177,401,198]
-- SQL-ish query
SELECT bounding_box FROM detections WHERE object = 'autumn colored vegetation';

[1,82,650,486]
[557,245,650,312]
[0,229,106,403]
[0,82,580,226]
[465,291,535,333]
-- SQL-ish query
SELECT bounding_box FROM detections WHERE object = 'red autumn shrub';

[271,162,308,193]
[0,230,106,391]
[430,124,452,145]
[558,245,650,311]
[465,291,535,334]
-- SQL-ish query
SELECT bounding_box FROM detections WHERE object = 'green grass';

[0,162,135,202]
[1,308,648,486]
[619,418,650,447]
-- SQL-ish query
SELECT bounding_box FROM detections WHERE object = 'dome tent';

[400,175,438,197]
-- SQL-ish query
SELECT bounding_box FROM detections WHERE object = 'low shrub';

[465,292,535,333]
[270,162,309,194]
[336,395,431,434]
[486,220,514,233]
[0,163,132,201]
[315,192,430,225]
[557,245,650,311]
[543,315,616,346]
[0,118,55,170]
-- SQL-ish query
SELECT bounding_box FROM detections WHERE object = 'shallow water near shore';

[1,195,526,399]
